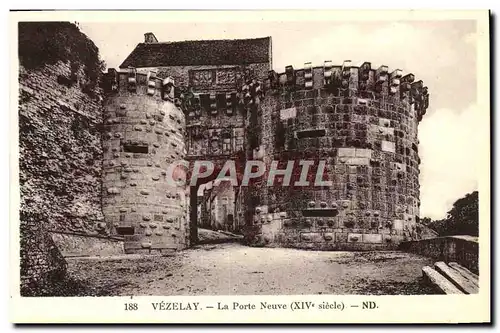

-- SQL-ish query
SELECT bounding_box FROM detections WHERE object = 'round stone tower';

[244,61,429,250]
[102,67,189,253]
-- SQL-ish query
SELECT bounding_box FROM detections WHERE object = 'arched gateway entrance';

[186,154,247,244]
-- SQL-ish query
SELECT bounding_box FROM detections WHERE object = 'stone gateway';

[103,32,429,252]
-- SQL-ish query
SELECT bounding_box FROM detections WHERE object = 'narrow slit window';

[302,209,338,217]
[296,129,326,139]
[123,143,149,154]
[116,226,135,235]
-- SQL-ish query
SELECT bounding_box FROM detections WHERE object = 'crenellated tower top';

[264,61,429,121]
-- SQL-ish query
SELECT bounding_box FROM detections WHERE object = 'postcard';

[9,9,491,324]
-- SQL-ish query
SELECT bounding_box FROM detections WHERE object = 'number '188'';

[125,303,138,311]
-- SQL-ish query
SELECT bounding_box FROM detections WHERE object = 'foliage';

[422,191,479,236]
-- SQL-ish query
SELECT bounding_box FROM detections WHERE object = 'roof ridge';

[142,36,271,45]
[119,36,272,68]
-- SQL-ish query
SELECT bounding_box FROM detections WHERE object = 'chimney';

[144,32,158,44]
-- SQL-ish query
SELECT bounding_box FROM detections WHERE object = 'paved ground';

[62,243,438,296]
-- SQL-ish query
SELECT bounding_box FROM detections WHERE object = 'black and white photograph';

[9,9,490,324]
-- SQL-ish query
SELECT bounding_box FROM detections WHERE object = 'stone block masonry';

[115,34,430,251]
[244,61,429,250]
[102,69,190,253]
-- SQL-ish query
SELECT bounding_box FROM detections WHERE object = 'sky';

[79,19,480,220]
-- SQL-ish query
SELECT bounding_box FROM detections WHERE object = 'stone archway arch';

[186,154,247,244]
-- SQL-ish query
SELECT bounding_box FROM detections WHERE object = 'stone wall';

[139,60,271,242]
[102,69,189,253]
[19,61,105,235]
[18,22,106,295]
[400,236,479,274]
[135,63,269,162]
[185,94,246,160]
[243,62,429,250]
[135,63,269,91]
[51,232,124,257]
[20,212,67,296]
[19,61,105,293]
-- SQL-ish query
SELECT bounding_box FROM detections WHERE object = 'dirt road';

[65,243,437,296]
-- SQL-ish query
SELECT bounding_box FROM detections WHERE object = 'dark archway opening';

[187,154,247,245]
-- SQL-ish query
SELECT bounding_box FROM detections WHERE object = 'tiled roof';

[119,37,271,68]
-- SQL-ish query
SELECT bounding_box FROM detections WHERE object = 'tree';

[420,217,432,226]
[425,191,479,236]
[444,191,479,236]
